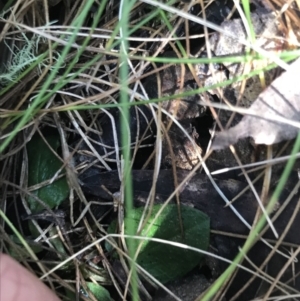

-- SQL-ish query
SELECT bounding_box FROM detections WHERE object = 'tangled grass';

[1,0,300,300]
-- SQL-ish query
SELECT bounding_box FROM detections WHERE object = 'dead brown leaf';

[211,57,300,150]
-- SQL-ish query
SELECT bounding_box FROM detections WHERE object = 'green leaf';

[85,282,113,301]
[49,227,68,259]
[7,234,42,260]
[27,134,69,213]
[107,204,210,283]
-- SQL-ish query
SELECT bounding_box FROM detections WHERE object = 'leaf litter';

[2,1,300,300]
[212,57,300,149]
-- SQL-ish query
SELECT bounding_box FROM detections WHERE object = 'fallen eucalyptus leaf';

[211,57,300,150]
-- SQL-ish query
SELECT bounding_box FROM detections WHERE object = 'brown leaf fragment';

[211,57,300,150]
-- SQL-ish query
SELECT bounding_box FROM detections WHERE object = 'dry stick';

[239,250,299,298]
[262,200,300,301]
[225,140,292,206]
[0,143,28,254]
[126,11,180,57]
[0,152,10,232]
[130,106,155,169]
[194,100,300,131]
[10,144,28,237]
[230,147,298,300]
[210,229,300,249]
[53,106,105,228]
[136,108,162,233]
[213,177,268,301]
[75,265,82,301]
[99,108,122,176]
[280,266,300,297]
[291,245,297,287]
[0,69,37,108]
[103,260,125,301]
[63,0,81,25]
[161,121,184,238]
[233,139,278,238]
[260,180,300,240]
[41,0,53,67]
[13,68,50,111]
[212,154,300,176]
[235,181,300,294]
[0,0,23,42]
[128,62,154,172]
[65,104,111,171]
[274,0,298,27]
[184,2,191,57]
[230,144,278,237]
[225,173,262,207]
[68,106,116,158]
[1,180,63,291]
[54,113,106,301]
[53,114,77,252]
[53,110,102,222]
[234,190,300,300]
[126,14,190,100]
[219,268,239,301]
